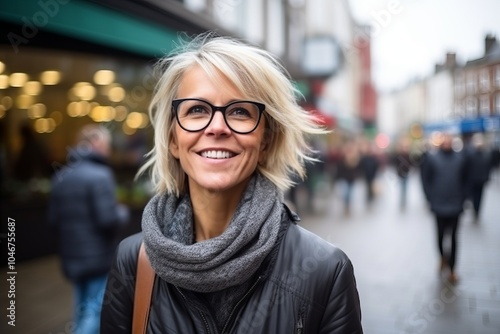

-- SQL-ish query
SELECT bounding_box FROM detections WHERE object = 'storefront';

[422,116,500,135]
[0,0,226,261]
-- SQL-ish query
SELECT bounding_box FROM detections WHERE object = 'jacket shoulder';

[267,222,359,319]
[51,159,112,189]
[285,223,350,265]
[101,233,143,333]
[114,233,143,276]
[271,222,353,295]
[80,160,114,181]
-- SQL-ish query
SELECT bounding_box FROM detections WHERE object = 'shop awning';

[422,119,461,135]
[461,116,500,133]
[0,0,179,58]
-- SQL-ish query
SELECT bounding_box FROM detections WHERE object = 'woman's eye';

[229,107,251,118]
[187,105,209,114]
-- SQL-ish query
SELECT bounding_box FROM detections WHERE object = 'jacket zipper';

[175,286,212,334]
[296,305,305,334]
[199,310,211,334]
[221,276,263,334]
[296,316,303,334]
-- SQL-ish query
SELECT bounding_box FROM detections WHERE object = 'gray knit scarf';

[142,173,283,293]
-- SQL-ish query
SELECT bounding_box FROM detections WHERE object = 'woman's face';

[169,65,267,196]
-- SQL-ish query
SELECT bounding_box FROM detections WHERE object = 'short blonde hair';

[137,33,326,196]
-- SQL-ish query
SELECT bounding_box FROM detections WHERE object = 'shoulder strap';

[132,242,155,334]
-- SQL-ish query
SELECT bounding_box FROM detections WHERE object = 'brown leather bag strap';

[132,242,155,334]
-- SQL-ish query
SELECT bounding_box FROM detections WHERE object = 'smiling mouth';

[200,150,236,159]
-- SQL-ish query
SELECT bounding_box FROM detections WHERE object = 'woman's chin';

[188,175,249,195]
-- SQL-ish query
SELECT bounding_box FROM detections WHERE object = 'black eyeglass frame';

[172,98,266,134]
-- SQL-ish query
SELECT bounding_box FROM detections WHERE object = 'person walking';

[465,134,492,222]
[100,33,363,333]
[421,133,468,284]
[49,125,129,334]
[360,141,380,207]
[392,138,412,210]
[336,141,361,217]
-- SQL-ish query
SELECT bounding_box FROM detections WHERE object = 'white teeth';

[201,150,233,159]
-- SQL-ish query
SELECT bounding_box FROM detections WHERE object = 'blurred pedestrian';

[392,138,412,210]
[100,34,363,333]
[465,134,492,222]
[49,124,129,334]
[13,122,51,181]
[492,144,500,169]
[421,133,468,284]
[360,141,380,207]
[492,144,500,183]
[418,140,431,204]
[336,142,361,217]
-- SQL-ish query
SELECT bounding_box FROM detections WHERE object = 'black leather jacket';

[101,208,363,333]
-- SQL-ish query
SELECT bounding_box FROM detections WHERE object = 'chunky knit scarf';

[142,173,283,293]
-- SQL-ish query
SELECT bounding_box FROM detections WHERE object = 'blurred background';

[1,0,500,333]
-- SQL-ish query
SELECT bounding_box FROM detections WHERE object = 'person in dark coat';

[491,145,500,170]
[465,134,492,222]
[418,140,433,204]
[49,125,129,334]
[100,34,363,333]
[392,138,412,210]
[360,142,380,207]
[421,133,468,284]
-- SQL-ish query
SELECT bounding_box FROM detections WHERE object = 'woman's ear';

[169,134,179,159]
[258,128,271,163]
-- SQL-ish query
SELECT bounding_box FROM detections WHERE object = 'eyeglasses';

[172,98,265,134]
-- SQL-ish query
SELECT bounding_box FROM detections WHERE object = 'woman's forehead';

[177,64,249,100]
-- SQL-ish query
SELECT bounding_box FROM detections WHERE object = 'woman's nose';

[205,110,231,135]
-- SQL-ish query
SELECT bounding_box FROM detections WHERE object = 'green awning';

[0,0,178,57]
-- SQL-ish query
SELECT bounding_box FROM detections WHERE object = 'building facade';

[455,35,500,134]
[378,35,500,144]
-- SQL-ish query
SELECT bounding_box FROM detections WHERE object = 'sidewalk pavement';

[1,254,72,334]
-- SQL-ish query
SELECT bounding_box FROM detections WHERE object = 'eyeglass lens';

[176,99,261,133]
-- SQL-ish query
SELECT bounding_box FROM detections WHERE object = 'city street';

[3,168,500,334]
[300,168,500,334]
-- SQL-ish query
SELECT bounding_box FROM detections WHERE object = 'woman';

[101,33,363,333]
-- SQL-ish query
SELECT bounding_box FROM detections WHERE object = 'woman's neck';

[189,184,247,242]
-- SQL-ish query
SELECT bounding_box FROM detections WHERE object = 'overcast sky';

[348,0,500,92]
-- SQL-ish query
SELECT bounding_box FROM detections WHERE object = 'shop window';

[495,65,500,88]
[479,94,490,116]
[454,101,465,117]
[0,45,154,204]
[466,71,477,94]
[465,96,477,117]
[496,93,500,114]
[454,72,466,97]
[479,68,490,92]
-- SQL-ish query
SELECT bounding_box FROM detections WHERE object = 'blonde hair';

[137,33,327,196]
